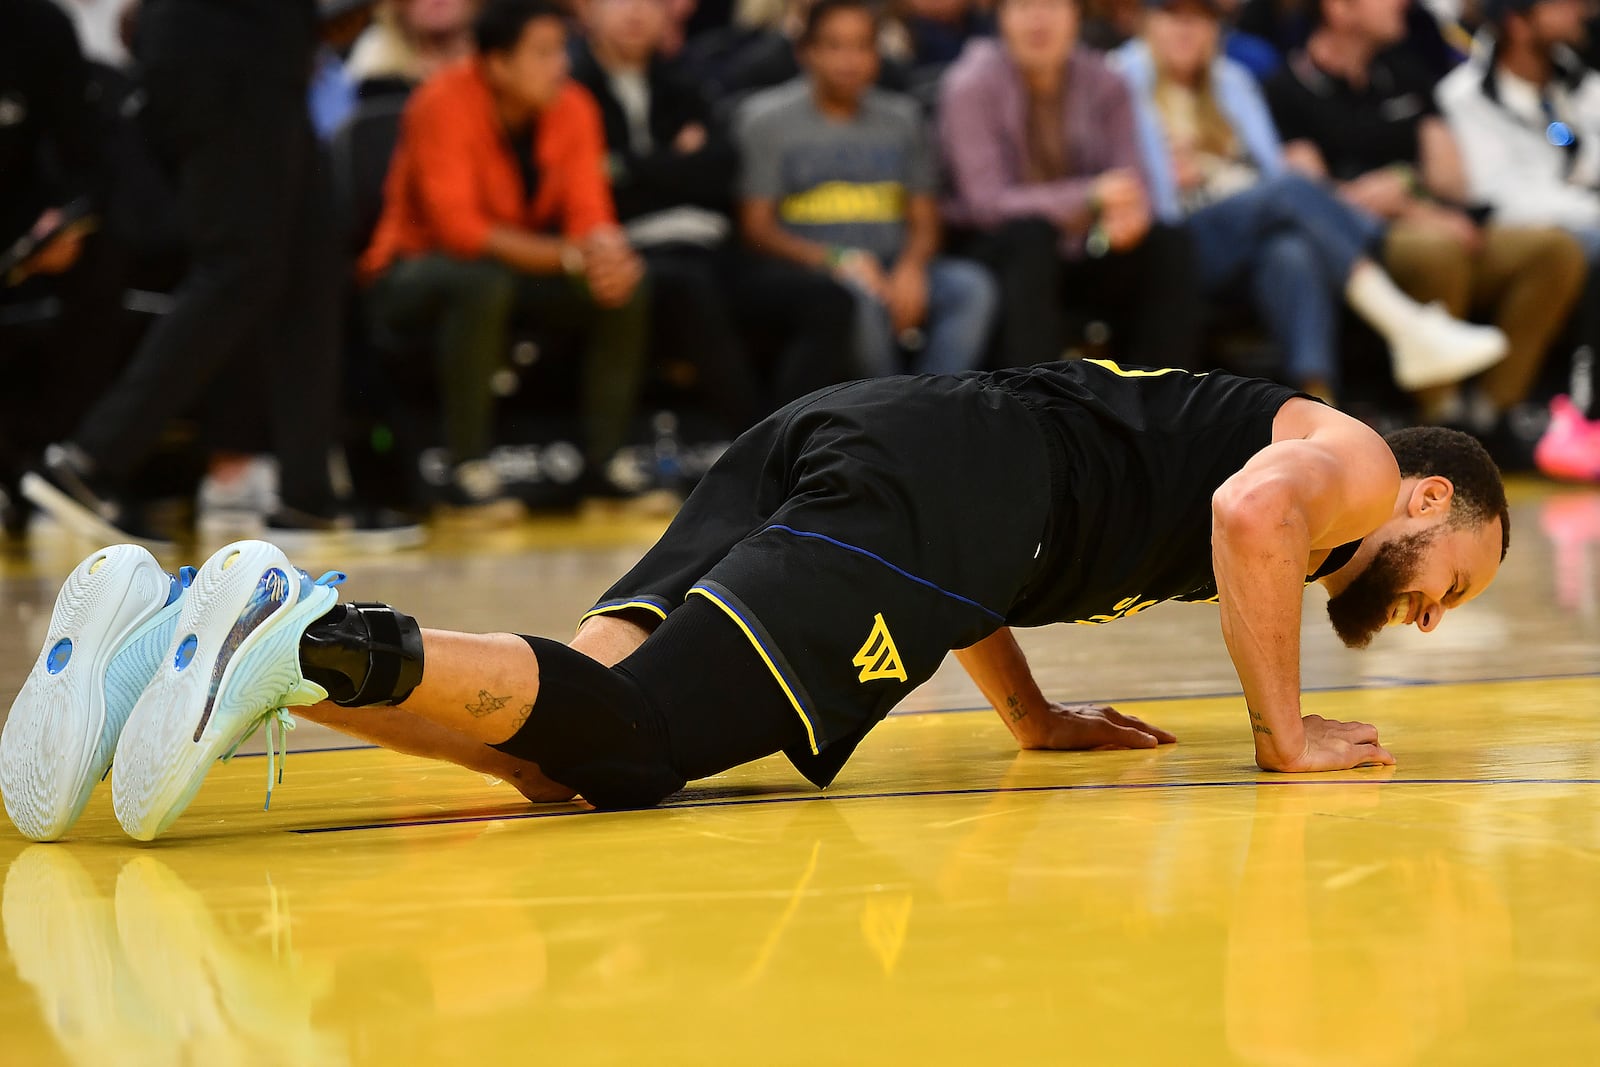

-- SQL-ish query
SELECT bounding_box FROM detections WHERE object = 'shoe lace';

[215,569,347,811]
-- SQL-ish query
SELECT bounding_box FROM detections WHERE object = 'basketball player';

[2,360,1508,840]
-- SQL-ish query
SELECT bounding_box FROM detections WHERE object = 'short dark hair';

[799,0,877,47]
[1383,426,1511,560]
[474,0,566,55]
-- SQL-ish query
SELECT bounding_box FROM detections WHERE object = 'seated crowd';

[3,0,1600,546]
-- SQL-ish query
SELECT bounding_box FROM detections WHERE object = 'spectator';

[312,0,467,140]
[737,0,997,378]
[1119,0,1508,401]
[1,0,115,535]
[940,0,1203,369]
[696,0,911,100]
[1235,0,1464,79]
[346,0,480,93]
[21,0,416,547]
[361,0,651,514]
[1265,0,1585,462]
[1435,0,1600,478]
[572,0,856,429]
[309,0,381,139]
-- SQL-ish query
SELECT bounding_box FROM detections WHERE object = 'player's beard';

[1325,529,1437,649]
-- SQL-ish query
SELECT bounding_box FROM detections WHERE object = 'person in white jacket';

[1437,0,1600,250]
[1436,0,1600,481]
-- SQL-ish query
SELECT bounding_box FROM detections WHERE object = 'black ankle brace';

[299,603,425,707]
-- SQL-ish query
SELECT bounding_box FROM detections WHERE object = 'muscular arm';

[1211,403,1399,771]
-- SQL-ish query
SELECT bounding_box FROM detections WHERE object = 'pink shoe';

[1534,396,1600,482]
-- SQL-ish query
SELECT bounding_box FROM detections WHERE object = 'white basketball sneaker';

[1,545,194,841]
[112,540,344,841]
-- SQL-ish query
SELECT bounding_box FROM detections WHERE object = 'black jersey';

[992,359,1326,628]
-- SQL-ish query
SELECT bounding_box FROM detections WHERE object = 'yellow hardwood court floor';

[1,480,1597,1065]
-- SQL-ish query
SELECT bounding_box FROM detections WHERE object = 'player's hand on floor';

[1021,702,1177,751]
[1257,713,1395,773]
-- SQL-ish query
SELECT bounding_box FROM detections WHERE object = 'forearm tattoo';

[1006,694,1028,722]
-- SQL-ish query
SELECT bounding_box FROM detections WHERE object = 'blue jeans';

[1188,173,1384,387]
[845,257,998,377]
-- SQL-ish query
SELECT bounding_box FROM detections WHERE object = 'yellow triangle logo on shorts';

[853,613,908,684]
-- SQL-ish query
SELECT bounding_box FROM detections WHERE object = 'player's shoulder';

[1274,398,1401,498]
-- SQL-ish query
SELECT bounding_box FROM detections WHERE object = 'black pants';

[0,231,140,488]
[367,256,651,468]
[73,48,342,513]
[954,218,1204,370]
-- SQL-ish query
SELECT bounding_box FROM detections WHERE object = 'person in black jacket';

[21,0,416,548]
[0,0,126,536]
[573,0,858,429]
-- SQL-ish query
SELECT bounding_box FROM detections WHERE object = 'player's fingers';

[1353,743,1396,767]
[1105,723,1160,749]
[1110,710,1177,744]
[1337,720,1380,745]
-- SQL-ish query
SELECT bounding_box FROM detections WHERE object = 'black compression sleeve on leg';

[611,597,807,781]
[494,598,806,809]
[491,637,686,810]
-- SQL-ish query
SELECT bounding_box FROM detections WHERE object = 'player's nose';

[1416,599,1445,632]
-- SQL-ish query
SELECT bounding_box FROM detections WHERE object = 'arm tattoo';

[466,690,512,717]
[1248,706,1273,736]
[1005,694,1028,722]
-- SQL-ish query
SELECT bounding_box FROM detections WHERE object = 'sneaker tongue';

[162,566,198,607]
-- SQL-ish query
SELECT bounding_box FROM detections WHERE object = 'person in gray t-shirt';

[735,0,997,377]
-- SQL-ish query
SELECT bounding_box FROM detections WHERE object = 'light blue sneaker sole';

[1,546,187,841]
[112,540,339,841]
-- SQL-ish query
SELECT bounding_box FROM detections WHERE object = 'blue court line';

[234,668,1600,762]
[291,775,1600,836]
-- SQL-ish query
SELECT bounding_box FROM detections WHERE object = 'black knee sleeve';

[299,603,425,707]
[491,637,684,811]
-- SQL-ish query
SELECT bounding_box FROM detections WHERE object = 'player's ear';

[1411,475,1455,518]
